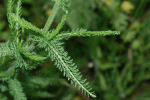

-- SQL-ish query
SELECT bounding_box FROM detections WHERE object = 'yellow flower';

[121,1,134,13]
[104,0,112,7]
[46,9,52,17]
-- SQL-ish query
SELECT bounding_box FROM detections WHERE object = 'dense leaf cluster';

[0,0,119,99]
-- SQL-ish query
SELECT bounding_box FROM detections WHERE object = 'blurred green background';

[0,0,150,100]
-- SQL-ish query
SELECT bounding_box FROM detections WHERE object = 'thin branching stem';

[43,0,61,32]
[48,14,67,40]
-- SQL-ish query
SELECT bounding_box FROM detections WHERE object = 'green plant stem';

[48,14,67,40]
[57,31,120,39]
[43,0,61,32]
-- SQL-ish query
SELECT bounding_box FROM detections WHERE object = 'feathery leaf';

[11,13,44,36]
[57,30,120,39]
[37,38,96,98]
[15,0,22,43]
[14,52,28,69]
[18,46,47,61]
[0,42,15,57]
[7,0,14,28]
[8,79,27,100]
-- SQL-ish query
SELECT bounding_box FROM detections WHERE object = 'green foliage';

[0,42,15,57]
[57,30,120,39]
[8,79,27,100]
[11,13,44,36]
[0,0,119,99]
[1,0,149,100]
[41,38,96,97]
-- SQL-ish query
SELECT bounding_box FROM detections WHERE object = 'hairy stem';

[43,0,61,32]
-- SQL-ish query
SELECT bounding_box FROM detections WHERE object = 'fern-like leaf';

[15,0,22,43]
[57,30,120,39]
[0,42,15,57]
[8,79,27,100]
[11,13,44,36]
[28,35,96,97]
[39,38,96,97]
[14,51,28,69]
[7,0,14,29]
[18,46,47,61]
[16,0,22,16]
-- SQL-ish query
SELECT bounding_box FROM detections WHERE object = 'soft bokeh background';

[0,0,150,100]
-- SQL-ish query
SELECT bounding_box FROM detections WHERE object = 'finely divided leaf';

[11,13,44,36]
[8,79,27,100]
[0,43,15,57]
[57,30,120,39]
[43,39,96,98]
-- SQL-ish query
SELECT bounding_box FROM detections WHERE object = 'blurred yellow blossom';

[104,0,112,7]
[121,1,134,13]
[46,8,52,17]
